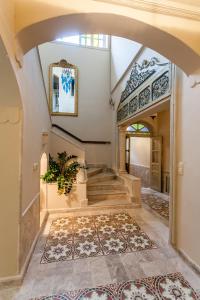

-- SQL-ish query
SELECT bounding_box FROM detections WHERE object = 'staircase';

[87,167,132,207]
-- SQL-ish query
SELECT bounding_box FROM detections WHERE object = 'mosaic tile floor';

[4,207,199,300]
[41,213,157,264]
[142,188,169,221]
[31,272,199,300]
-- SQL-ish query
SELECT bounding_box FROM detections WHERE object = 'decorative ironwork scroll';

[139,86,151,108]
[129,96,138,114]
[152,71,169,101]
[117,103,129,122]
[120,65,155,103]
[117,58,171,124]
[120,57,169,104]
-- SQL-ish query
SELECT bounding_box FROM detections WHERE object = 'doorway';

[126,123,152,188]
[126,113,170,223]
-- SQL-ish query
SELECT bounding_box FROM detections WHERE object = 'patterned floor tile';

[41,213,157,264]
[142,188,169,221]
[127,232,157,251]
[74,239,102,259]
[41,242,73,263]
[101,236,128,255]
[30,273,199,299]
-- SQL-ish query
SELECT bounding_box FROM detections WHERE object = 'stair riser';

[88,194,128,201]
[88,201,132,207]
[87,169,103,178]
[87,185,127,191]
[88,175,116,183]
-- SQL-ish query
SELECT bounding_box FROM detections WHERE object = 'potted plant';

[42,151,80,195]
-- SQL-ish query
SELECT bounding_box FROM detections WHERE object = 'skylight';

[56,34,109,49]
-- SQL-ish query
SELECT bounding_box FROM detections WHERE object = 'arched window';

[126,123,151,135]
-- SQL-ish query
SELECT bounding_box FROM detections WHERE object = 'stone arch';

[16,12,200,75]
[0,36,23,277]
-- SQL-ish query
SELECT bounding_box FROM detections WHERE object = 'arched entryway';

[0,36,23,277]
[16,12,200,75]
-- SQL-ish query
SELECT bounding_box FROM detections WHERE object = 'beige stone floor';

[1,205,200,300]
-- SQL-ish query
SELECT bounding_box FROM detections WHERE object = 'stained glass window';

[126,123,150,134]
[56,34,109,49]
[127,126,136,132]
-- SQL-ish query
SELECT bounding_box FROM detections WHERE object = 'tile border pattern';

[31,272,199,299]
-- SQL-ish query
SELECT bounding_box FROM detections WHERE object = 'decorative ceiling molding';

[94,0,200,21]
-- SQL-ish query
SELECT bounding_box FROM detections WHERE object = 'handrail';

[52,124,111,144]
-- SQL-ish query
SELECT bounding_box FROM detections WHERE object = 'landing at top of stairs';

[86,167,132,208]
[87,167,104,178]
[87,170,116,183]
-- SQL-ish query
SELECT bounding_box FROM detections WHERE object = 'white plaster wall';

[176,68,200,268]
[130,137,150,167]
[50,131,112,167]
[84,144,112,167]
[111,37,142,89]
[18,48,51,212]
[50,130,85,163]
[39,42,112,141]
[39,42,112,166]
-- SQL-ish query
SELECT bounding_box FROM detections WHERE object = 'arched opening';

[1,3,198,294]
[16,12,200,75]
[40,152,48,226]
[0,36,23,277]
[15,9,198,234]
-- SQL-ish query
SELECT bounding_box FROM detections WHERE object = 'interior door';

[125,136,130,173]
[150,136,162,192]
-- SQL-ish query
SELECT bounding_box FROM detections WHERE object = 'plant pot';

[47,183,80,210]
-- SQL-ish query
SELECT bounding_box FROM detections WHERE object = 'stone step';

[88,198,131,207]
[88,173,116,184]
[88,179,122,186]
[87,190,128,201]
[87,168,103,178]
[86,164,107,169]
[87,183,127,191]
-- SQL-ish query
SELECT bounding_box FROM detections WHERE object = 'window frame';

[55,34,110,50]
[126,123,151,137]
